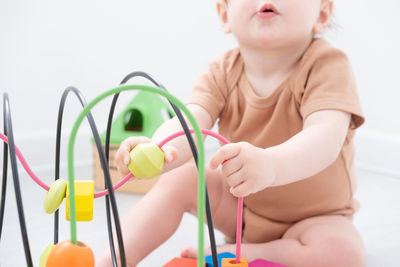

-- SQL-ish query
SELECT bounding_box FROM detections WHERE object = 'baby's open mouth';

[256,4,279,19]
[262,9,274,13]
[258,4,278,14]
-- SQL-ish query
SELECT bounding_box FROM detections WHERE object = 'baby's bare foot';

[180,244,236,259]
[180,247,202,258]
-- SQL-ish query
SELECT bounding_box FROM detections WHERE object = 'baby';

[98,0,366,266]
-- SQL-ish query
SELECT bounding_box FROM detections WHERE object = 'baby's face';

[219,0,331,50]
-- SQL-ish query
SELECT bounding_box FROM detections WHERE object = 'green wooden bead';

[39,244,55,267]
[128,143,164,179]
[44,179,67,214]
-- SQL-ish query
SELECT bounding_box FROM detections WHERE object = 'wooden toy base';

[92,144,160,194]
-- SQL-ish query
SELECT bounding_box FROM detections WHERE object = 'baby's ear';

[313,0,333,34]
[216,0,232,34]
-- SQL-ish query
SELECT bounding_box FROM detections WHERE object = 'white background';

[0,1,400,266]
[0,0,399,175]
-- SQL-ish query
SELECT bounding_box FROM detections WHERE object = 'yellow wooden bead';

[66,180,94,222]
[43,179,67,214]
[128,143,164,179]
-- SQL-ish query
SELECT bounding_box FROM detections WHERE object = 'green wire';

[67,84,206,267]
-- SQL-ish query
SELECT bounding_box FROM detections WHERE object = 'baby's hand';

[115,136,178,177]
[209,142,276,197]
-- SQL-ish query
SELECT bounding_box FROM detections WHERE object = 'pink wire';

[93,173,132,198]
[0,132,132,198]
[0,130,244,261]
[236,197,243,263]
[0,133,50,191]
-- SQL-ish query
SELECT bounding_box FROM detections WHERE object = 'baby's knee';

[158,162,198,189]
[337,239,366,267]
[95,254,113,267]
[314,234,366,267]
[154,162,199,204]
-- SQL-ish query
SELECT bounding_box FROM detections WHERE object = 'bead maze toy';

[92,90,174,194]
[0,72,287,267]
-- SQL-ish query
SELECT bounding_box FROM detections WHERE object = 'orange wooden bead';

[46,240,94,267]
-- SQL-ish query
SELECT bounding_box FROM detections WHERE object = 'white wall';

[0,0,235,175]
[0,0,399,176]
[325,0,400,176]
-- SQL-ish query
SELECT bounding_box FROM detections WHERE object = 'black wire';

[54,87,126,267]
[2,93,33,266]
[104,71,219,267]
[53,87,93,244]
[0,74,220,267]
[0,102,8,240]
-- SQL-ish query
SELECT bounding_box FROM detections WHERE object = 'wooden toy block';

[128,143,164,178]
[66,180,94,221]
[205,252,236,267]
[249,259,287,267]
[221,258,248,267]
[163,257,204,266]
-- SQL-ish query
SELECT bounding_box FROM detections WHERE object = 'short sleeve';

[186,49,241,124]
[300,48,365,129]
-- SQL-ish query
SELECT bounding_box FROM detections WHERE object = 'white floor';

[0,167,399,267]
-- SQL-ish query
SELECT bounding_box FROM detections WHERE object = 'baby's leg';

[96,161,237,267]
[216,215,366,267]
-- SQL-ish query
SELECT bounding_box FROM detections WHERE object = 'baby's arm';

[151,104,213,172]
[210,109,351,197]
[269,109,350,186]
[115,104,213,176]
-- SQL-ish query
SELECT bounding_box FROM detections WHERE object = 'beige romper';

[187,38,365,243]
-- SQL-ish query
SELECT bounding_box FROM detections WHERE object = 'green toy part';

[39,244,54,267]
[99,91,174,144]
[68,85,207,267]
[43,179,67,214]
[128,143,165,178]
